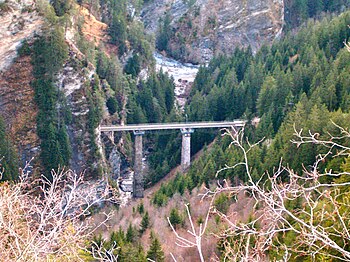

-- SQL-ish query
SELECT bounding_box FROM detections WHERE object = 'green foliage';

[184,11,350,171]
[51,0,71,16]
[0,2,10,13]
[110,13,127,56]
[152,172,194,206]
[0,116,19,181]
[126,223,137,243]
[214,193,230,214]
[147,232,165,262]
[140,211,150,234]
[32,27,68,78]
[152,190,168,207]
[168,208,184,229]
[96,50,124,92]
[17,40,31,57]
[124,53,141,77]
[132,71,175,123]
[137,201,145,214]
[151,12,350,226]
[156,13,173,52]
[85,84,104,178]
[126,70,179,187]
[86,227,147,261]
[284,0,350,30]
[31,27,71,177]
[106,96,119,115]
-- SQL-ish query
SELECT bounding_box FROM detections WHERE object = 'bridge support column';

[133,130,145,198]
[181,128,194,171]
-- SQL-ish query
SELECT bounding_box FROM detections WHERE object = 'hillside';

[0,0,350,260]
[142,0,284,63]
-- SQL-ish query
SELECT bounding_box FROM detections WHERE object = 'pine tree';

[139,211,149,234]
[126,223,136,243]
[137,202,144,214]
[124,53,141,77]
[0,116,18,181]
[106,97,119,115]
[147,232,165,262]
[156,13,172,52]
[169,208,183,229]
[109,13,127,56]
[51,0,71,16]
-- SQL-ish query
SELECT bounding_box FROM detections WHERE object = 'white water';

[154,52,199,110]
[119,53,200,199]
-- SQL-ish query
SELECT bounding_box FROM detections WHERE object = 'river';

[118,53,200,201]
[154,52,199,110]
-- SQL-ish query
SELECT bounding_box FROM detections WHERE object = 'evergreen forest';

[0,0,350,260]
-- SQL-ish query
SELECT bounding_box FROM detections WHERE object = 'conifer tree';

[147,232,165,262]
[169,208,183,229]
[139,211,149,234]
[0,116,18,181]
[126,224,136,243]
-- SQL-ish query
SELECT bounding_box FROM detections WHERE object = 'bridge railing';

[100,120,246,132]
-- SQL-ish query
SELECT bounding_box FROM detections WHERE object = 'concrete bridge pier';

[133,130,145,198]
[181,128,194,171]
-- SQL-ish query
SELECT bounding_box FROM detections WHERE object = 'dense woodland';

[0,0,350,260]
[152,6,350,260]
[1,0,350,183]
[148,8,350,188]
[152,6,350,201]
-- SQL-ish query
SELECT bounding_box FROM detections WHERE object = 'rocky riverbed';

[154,52,199,110]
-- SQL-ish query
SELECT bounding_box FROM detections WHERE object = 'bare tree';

[167,203,212,262]
[0,165,117,261]
[203,125,350,261]
[88,240,120,261]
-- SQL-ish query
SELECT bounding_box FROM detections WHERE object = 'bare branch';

[204,124,350,260]
[0,166,117,261]
[167,202,213,262]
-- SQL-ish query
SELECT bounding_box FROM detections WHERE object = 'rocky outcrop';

[56,53,113,178]
[109,146,121,178]
[142,0,284,63]
[0,0,42,72]
[79,5,109,45]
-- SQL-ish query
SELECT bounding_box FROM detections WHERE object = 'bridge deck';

[100,120,246,132]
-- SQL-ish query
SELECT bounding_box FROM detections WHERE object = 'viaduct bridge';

[100,121,246,198]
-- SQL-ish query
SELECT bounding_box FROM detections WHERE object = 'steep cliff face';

[0,0,110,176]
[0,0,42,72]
[0,0,42,166]
[142,0,284,63]
[0,55,40,166]
[56,57,94,174]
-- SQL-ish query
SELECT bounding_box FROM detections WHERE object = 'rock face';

[142,0,284,63]
[0,0,42,72]
[109,146,121,179]
[0,55,40,166]
[56,58,94,174]
[0,1,113,177]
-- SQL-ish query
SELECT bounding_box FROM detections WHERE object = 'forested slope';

[154,9,350,203]
[0,0,350,260]
[146,10,350,191]
[150,10,350,260]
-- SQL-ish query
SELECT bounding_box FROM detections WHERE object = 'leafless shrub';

[167,203,212,262]
[202,125,350,261]
[0,165,117,261]
[88,240,120,262]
